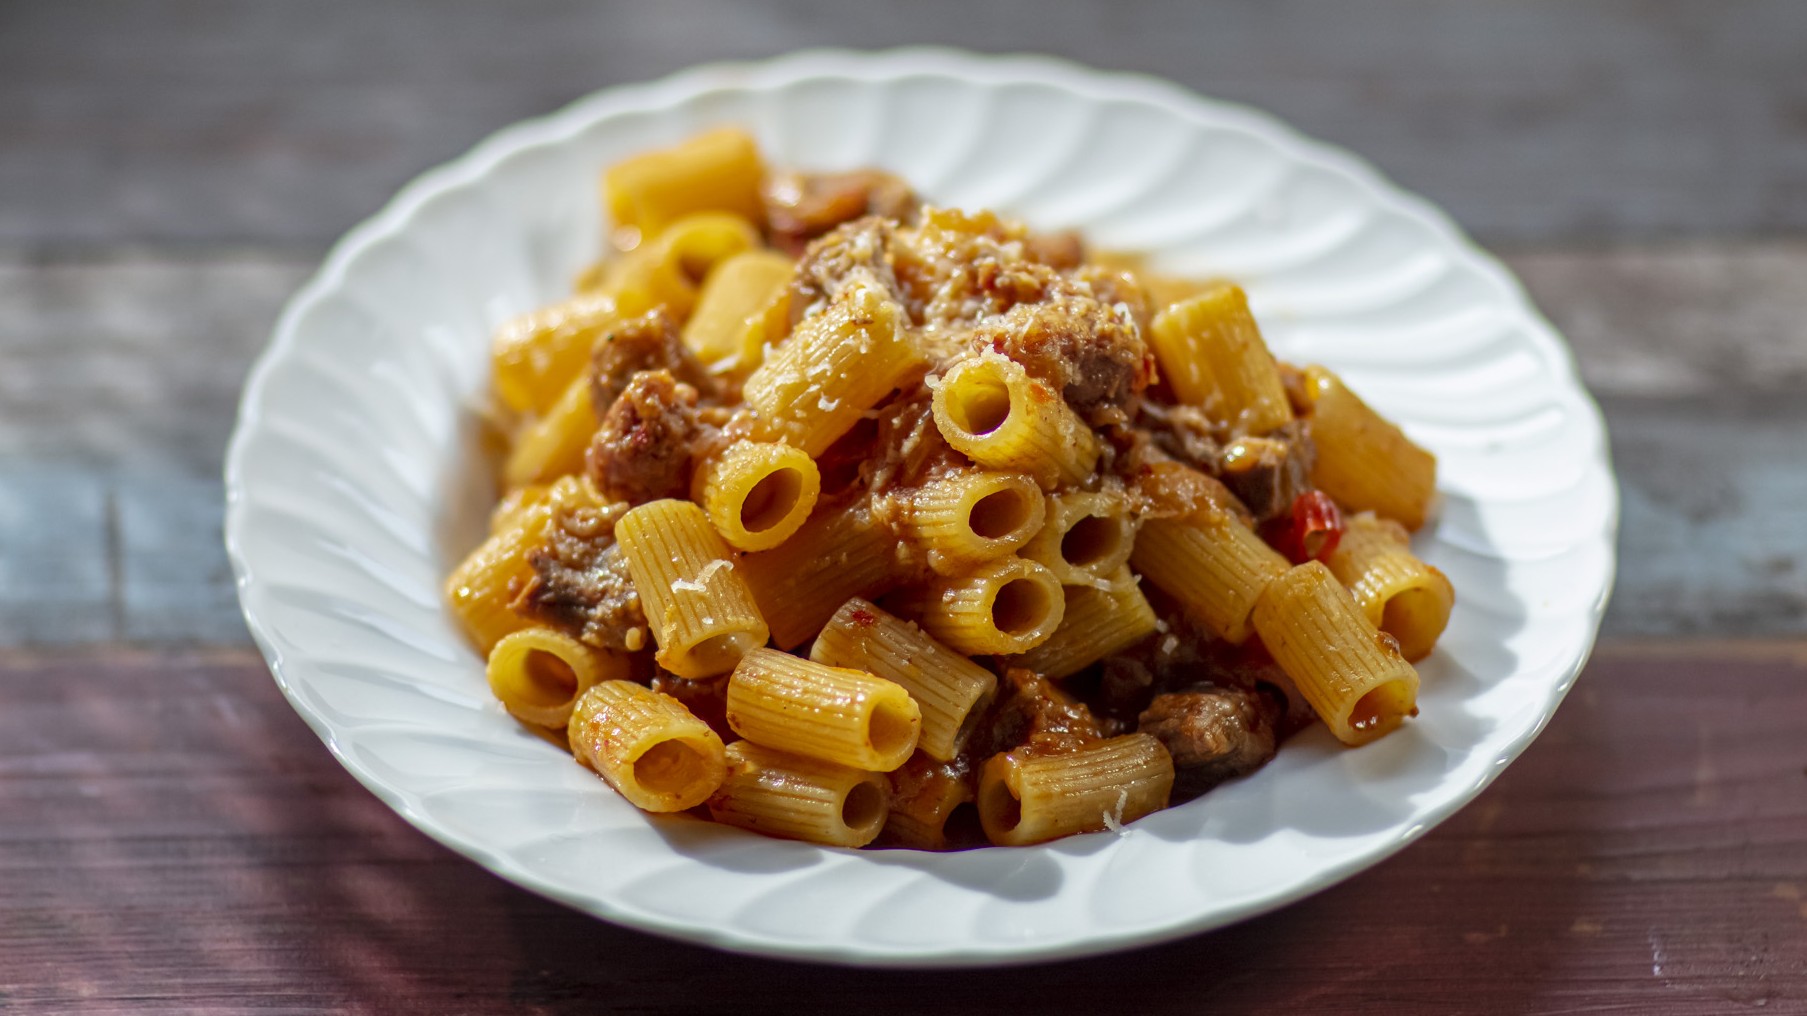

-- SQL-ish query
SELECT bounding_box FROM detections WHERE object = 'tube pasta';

[694,440,820,552]
[682,249,794,369]
[1149,283,1293,435]
[727,648,921,771]
[810,598,998,762]
[738,496,910,650]
[895,556,1066,656]
[977,734,1175,846]
[904,470,1045,575]
[603,127,767,240]
[930,353,1098,489]
[1130,508,1289,644]
[707,740,889,848]
[1304,366,1437,530]
[447,494,561,654]
[1327,511,1455,662]
[485,626,626,728]
[602,211,761,320]
[568,681,727,812]
[885,755,977,851]
[491,291,620,415]
[1020,489,1137,586]
[740,277,927,456]
[1252,561,1421,746]
[614,499,768,679]
[503,372,598,488]
[1006,568,1158,680]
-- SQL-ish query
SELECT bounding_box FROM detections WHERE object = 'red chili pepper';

[1273,490,1344,564]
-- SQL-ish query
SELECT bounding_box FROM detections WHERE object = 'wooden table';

[3,3,1804,1012]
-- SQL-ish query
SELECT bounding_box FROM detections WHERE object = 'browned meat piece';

[863,384,962,497]
[763,169,918,256]
[1129,459,1254,527]
[1138,684,1281,800]
[1217,420,1316,523]
[964,668,1108,760]
[788,216,904,323]
[650,671,731,741]
[1137,400,1223,474]
[585,369,700,504]
[967,281,1156,411]
[590,309,714,412]
[512,502,650,652]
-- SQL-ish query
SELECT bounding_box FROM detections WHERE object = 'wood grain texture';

[3,246,1802,645]
[2,0,1805,248]
[0,642,1801,1014]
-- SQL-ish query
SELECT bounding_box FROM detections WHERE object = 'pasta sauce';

[445,129,1455,849]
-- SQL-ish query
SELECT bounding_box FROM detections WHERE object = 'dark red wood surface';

[3,643,1802,1014]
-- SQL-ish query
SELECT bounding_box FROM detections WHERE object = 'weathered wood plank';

[2,245,1804,645]
[1,1,1804,247]
[0,642,1801,1013]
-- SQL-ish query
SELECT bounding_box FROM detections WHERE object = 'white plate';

[224,48,1617,967]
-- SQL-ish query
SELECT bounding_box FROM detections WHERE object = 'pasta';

[568,680,727,812]
[1252,561,1421,746]
[977,734,1175,846]
[614,499,768,679]
[1326,511,1455,661]
[707,740,890,848]
[486,626,627,728]
[1020,489,1137,587]
[930,352,1098,489]
[693,439,821,552]
[892,556,1066,656]
[445,131,1456,850]
[726,647,922,772]
[1302,366,1438,530]
[903,470,1046,574]
[810,598,997,762]
[1005,568,1158,680]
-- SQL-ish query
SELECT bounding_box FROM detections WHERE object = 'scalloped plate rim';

[224,47,1618,967]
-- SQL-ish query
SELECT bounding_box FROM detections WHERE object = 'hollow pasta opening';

[867,698,917,760]
[1381,589,1441,661]
[841,780,885,833]
[945,375,1013,437]
[518,649,579,708]
[969,486,1035,541]
[942,801,984,846]
[991,577,1055,636]
[740,467,803,534]
[1348,678,1415,735]
[686,631,758,676]
[1060,513,1123,569]
[633,738,711,797]
[981,778,1022,834]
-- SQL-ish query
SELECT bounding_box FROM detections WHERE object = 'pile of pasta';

[445,129,1455,850]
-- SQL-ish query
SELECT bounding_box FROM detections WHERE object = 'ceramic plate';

[224,48,1617,967]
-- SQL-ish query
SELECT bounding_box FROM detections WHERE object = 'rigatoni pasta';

[707,740,889,848]
[726,648,921,772]
[1327,511,1455,662]
[568,680,727,812]
[614,499,768,679]
[810,598,997,761]
[977,734,1175,846]
[446,131,1457,850]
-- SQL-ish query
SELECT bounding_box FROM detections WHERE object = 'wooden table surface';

[3,3,1804,1013]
